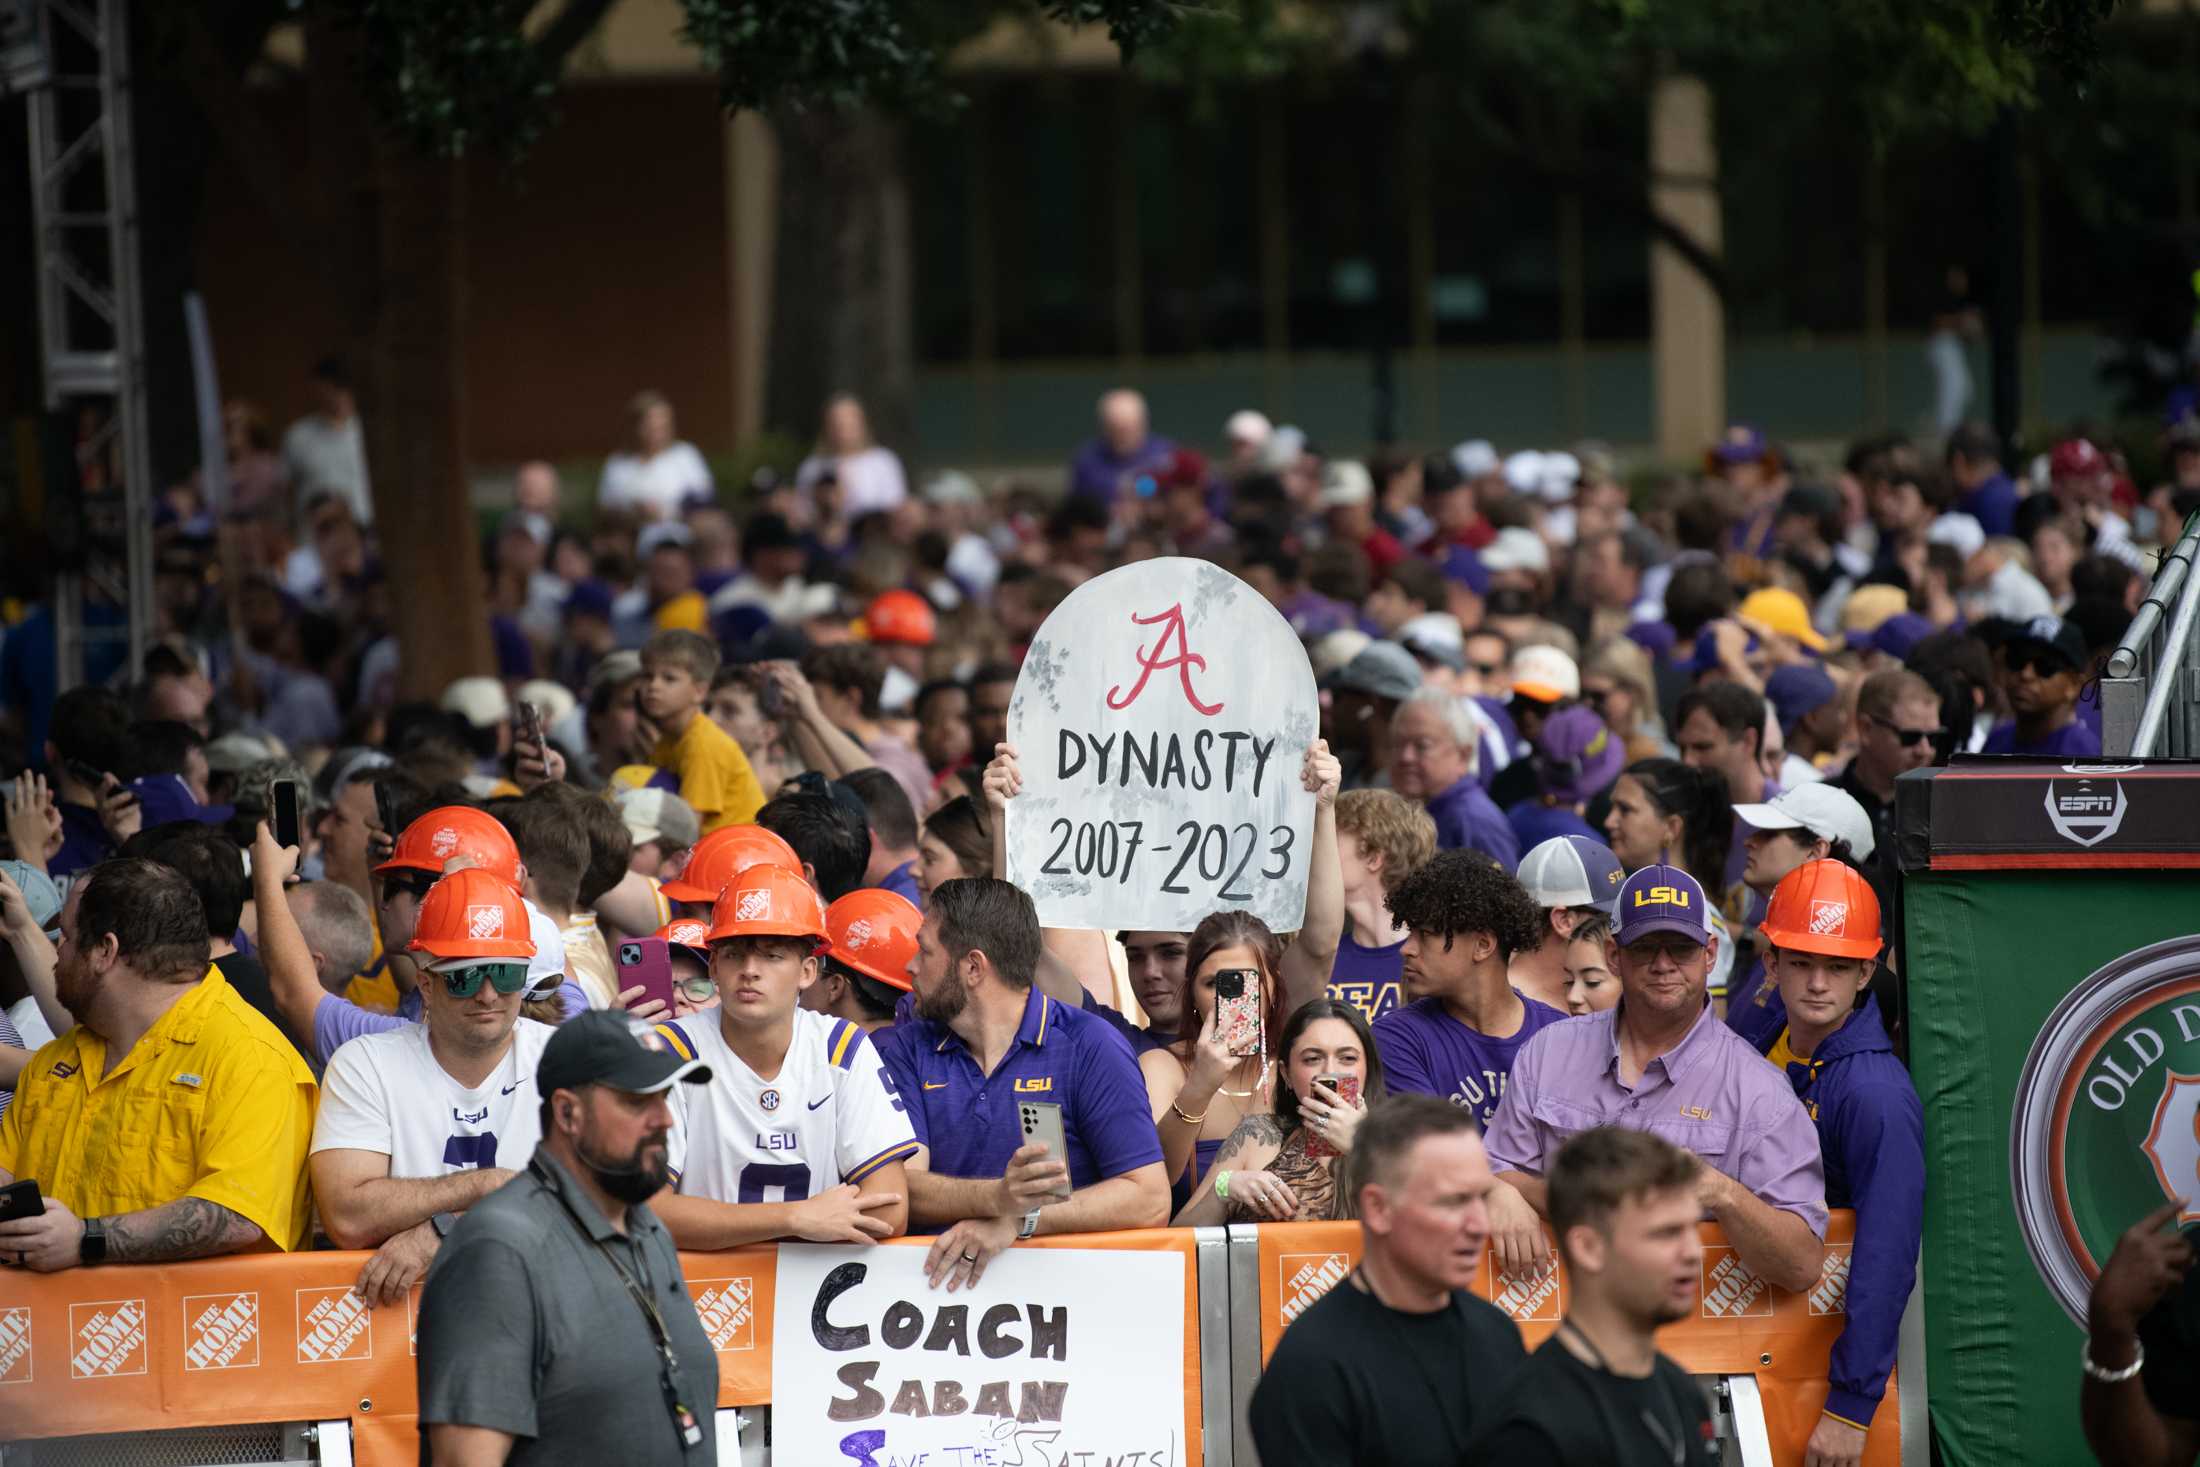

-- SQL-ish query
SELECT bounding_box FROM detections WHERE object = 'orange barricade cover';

[3,1220,1872,1467]
[1257,1211,1899,1467]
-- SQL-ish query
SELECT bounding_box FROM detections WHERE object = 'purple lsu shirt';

[1370,994,1568,1126]
[1981,718,2101,758]
[1326,931,1407,1023]
[1482,1002,1828,1237]
[1425,774,1522,868]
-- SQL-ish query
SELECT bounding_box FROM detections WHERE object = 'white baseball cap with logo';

[615,786,701,851]
[1732,784,1876,862]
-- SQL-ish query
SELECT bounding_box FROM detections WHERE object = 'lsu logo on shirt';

[1632,885,1691,909]
[1012,1077,1054,1094]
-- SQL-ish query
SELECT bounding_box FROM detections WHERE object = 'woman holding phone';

[1173,999,1383,1224]
[1139,910,1291,1211]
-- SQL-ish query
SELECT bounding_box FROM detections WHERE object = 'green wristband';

[1214,1170,1232,1200]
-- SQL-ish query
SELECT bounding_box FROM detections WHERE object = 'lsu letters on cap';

[1613,863,1711,946]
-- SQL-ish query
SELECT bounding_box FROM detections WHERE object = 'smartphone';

[1212,969,1263,1057]
[373,777,398,838]
[0,1177,42,1223]
[62,757,112,797]
[271,778,301,850]
[617,937,677,1014]
[516,698,544,751]
[1017,1101,1074,1202]
[1303,1073,1362,1160]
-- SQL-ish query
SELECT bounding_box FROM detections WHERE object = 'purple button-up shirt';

[1482,1001,1828,1237]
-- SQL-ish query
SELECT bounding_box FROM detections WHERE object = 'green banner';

[1906,871,2200,1466]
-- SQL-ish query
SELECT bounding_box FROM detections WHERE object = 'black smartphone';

[0,1177,42,1223]
[272,778,301,850]
[373,777,398,837]
[62,757,110,796]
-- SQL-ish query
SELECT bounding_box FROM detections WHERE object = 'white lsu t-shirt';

[312,1018,555,1174]
[656,1008,917,1204]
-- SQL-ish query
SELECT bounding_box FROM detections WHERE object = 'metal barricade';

[2104,512,2200,755]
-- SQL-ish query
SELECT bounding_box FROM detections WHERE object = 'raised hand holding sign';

[1006,558,1319,933]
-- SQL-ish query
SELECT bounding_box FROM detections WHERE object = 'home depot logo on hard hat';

[466,905,507,941]
[1808,901,1849,935]
[735,889,773,924]
[2012,934,2200,1323]
[430,827,461,858]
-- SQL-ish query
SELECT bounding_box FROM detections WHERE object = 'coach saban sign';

[2011,934,2200,1322]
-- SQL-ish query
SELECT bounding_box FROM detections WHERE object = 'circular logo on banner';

[2010,934,2200,1322]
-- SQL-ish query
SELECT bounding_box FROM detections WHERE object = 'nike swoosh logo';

[808,1095,831,1110]
[501,1082,524,1095]
[923,1082,949,1090]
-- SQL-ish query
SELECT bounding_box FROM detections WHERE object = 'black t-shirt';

[2139,1246,2200,1424]
[213,951,314,1068]
[1249,1275,1525,1467]
[1467,1336,1718,1467]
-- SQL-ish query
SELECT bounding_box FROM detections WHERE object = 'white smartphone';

[1017,1100,1073,1202]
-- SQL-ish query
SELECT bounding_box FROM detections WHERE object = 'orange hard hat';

[657,917,712,960]
[707,863,828,944]
[824,889,923,991]
[1759,859,1882,961]
[375,805,522,887]
[865,589,936,647]
[659,824,800,903]
[407,867,536,963]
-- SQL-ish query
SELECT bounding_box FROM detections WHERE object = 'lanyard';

[532,1159,704,1453]
[1558,1322,1688,1466]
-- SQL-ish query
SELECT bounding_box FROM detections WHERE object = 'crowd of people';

[0,381,2195,1466]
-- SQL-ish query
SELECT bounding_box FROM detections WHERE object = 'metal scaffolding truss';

[20,0,153,691]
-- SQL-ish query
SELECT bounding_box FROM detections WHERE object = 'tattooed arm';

[0,1192,263,1272]
[107,1197,266,1263]
[1173,1113,1286,1226]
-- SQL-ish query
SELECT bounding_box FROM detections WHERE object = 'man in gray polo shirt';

[416,1011,717,1466]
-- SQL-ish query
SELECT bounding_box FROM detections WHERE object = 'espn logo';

[688,1277,755,1352]
[0,1306,32,1384]
[296,1287,373,1364]
[69,1299,148,1379]
[1277,1252,1349,1326]
[1810,1247,1851,1317]
[1700,1249,1772,1319]
[182,1292,260,1372]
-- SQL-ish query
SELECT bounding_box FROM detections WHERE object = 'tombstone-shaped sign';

[1007,557,1319,933]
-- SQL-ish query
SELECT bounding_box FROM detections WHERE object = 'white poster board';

[771,1243,1187,1466]
[1006,558,1319,933]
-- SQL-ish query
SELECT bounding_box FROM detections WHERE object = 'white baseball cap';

[523,898,570,994]
[1510,644,1581,703]
[1225,409,1273,446]
[614,787,701,850]
[1516,834,1627,914]
[1479,526,1551,575]
[440,676,511,730]
[1732,784,1876,862]
[1319,460,1376,508]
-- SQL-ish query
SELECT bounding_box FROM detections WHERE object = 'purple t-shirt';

[1426,775,1522,869]
[1483,1002,1828,1237]
[1981,718,2100,758]
[1327,931,1407,1023]
[1371,994,1568,1126]
[879,860,922,907]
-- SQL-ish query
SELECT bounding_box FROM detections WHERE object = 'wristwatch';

[78,1216,107,1266]
[1017,1208,1042,1241]
[430,1212,458,1239]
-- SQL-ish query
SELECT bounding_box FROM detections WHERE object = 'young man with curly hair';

[1370,849,1566,1126]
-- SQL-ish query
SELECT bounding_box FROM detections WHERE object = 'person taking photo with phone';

[646,862,919,1250]
[878,877,1168,1291]
[1174,998,1383,1225]
[1139,911,1293,1209]
[309,864,555,1306]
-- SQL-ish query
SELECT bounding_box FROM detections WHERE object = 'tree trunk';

[367,142,493,700]
[302,16,492,702]
[766,108,915,451]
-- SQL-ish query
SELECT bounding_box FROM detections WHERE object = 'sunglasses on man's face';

[1867,713,1944,748]
[436,962,529,998]
[2008,650,2077,680]
[380,874,434,905]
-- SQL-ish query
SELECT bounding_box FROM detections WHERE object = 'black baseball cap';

[2007,614,2088,674]
[538,1010,713,1097]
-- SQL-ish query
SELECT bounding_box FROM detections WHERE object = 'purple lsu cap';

[1613,863,1711,945]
